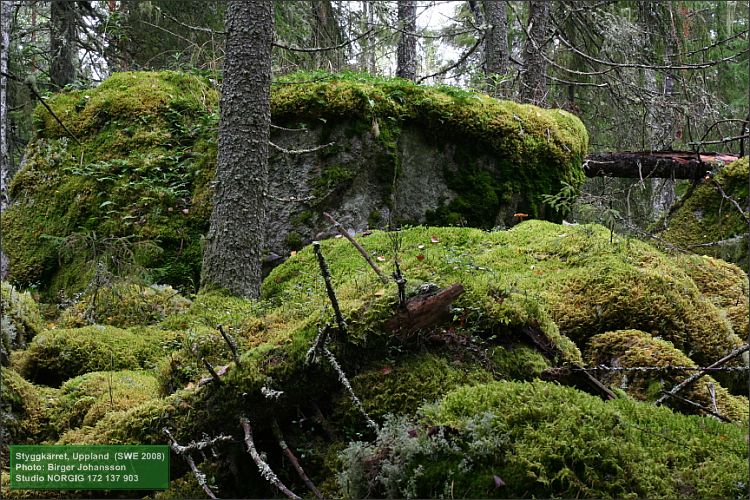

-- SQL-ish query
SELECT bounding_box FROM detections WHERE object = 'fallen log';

[584,151,739,179]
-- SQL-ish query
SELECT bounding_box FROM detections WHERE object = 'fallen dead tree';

[584,151,739,179]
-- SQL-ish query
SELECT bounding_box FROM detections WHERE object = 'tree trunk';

[584,152,738,180]
[312,1,344,71]
[50,0,77,88]
[483,0,508,96]
[0,0,11,211]
[201,0,274,299]
[396,0,417,81]
[520,0,550,105]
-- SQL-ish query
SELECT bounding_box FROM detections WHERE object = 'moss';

[17,325,179,386]
[0,368,55,454]
[4,71,219,296]
[334,354,493,429]
[490,345,550,380]
[284,231,304,251]
[51,370,159,435]
[1,282,44,364]
[340,380,749,499]
[58,283,191,328]
[659,157,749,266]
[586,329,748,420]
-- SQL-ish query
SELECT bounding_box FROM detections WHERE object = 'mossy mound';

[0,368,55,452]
[2,71,587,298]
[339,380,748,499]
[51,370,160,434]
[58,283,191,328]
[1,282,44,365]
[5,222,748,498]
[15,325,179,386]
[658,157,749,266]
[586,329,748,420]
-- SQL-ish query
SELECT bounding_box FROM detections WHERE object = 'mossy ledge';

[2,70,587,297]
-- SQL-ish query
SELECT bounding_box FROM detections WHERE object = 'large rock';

[1,71,587,295]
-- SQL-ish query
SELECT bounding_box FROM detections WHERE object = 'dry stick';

[217,324,241,367]
[322,212,389,285]
[655,344,750,405]
[240,417,301,500]
[201,357,223,385]
[658,391,731,423]
[313,242,347,336]
[164,428,219,499]
[323,347,378,433]
[271,420,324,500]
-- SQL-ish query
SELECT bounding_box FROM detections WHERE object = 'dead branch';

[323,212,389,284]
[655,344,750,406]
[201,357,223,385]
[313,242,347,337]
[417,34,485,84]
[272,420,324,500]
[658,390,730,422]
[217,324,241,367]
[323,346,378,433]
[240,417,301,500]
[164,428,221,499]
[269,141,335,155]
[710,179,750,224]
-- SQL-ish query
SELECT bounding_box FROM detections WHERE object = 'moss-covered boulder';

[658,157,749,267]
[2,71,587,297]
[1,282,44,365]
[586,329,748,420]
[339,381,748,499]
[15,325,179,386]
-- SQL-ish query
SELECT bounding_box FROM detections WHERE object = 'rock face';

[1,71,588,295]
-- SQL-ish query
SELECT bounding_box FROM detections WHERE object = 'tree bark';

[520,0,550,105]
[396,0,417,81]
[483,0,508,96]
[201,0,273,299]
[0,0,11,211]
[50,0,77,88]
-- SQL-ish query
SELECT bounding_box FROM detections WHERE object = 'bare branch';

[417,34,485,84]
[269,141,335,155]
[240,417,301,500]
[323,212,389,284]
[271,420,323,500]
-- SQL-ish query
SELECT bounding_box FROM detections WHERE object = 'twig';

[271,420,324,500]
[201,357,223,385]
[323,347,378,432]
[269,141,335,155]
[655,344,750,405]
[164,428,220,499]
[312,242,347,337]
[417,34,485,84]
[217,324,241,367]
[240,417,301,500]
[573,365,750,373]
[658,391,730,422]
[306,322,331,366]
[273,28,375,53]
[688,234,747,248]
[710,179,750,224]
[1,70,82,145]
[322,212,389,284]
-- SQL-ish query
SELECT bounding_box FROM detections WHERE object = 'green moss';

[586,329,748,420]
[51,370,159,435]
[490,345,550,380]
[17,325,179,386]
[340,380,749,499]
[1,282,44,364]
[659,157,749,266]
[58,283,191,328]
[0,368,55,452]
[284,231,304,251]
